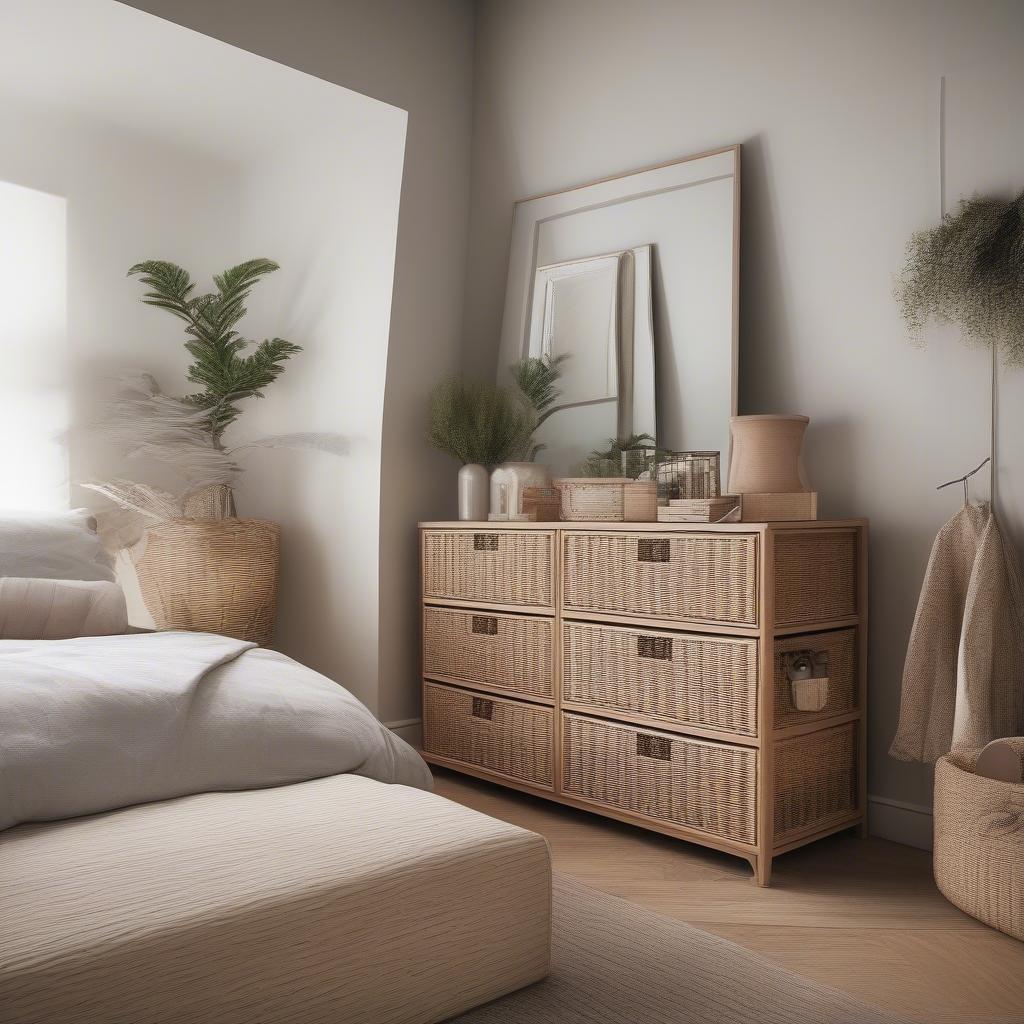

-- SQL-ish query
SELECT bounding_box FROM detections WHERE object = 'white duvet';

[0,631,432,832]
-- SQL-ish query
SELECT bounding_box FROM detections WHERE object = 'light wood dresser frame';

[419,519,868,886]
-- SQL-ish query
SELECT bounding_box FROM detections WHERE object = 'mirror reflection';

[498,147,739,479]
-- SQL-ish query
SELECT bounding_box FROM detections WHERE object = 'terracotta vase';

[728,415,810,493]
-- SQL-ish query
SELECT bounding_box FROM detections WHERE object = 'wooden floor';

[432,767,1024,1024]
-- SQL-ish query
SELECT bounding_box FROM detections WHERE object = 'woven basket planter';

[135,517,280,646]
[934,753,1024,942]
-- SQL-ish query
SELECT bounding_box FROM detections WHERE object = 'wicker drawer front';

[563,621,758,735]
[423,682,553,789]
[424,606,554,699]
[562,714,757,844]
[774,530,858,626]
[773,628,858,729]
[562,532,758,625]
[774,723,858,843]
[422,530,554,608]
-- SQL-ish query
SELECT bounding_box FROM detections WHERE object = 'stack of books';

[657,495,740,523]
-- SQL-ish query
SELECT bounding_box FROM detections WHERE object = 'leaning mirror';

[498,146,739,479]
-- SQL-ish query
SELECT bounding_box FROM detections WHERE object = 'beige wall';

[464,0,1024,836]
[124,0,476,727]
[118,0,1024,836]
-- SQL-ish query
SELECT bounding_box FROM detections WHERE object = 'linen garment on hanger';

[890,502,1024,762]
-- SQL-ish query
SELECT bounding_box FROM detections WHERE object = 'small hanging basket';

[135,517,280,646]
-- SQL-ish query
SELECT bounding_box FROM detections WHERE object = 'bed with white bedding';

[0,631,552,1023]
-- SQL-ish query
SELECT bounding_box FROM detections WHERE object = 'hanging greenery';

[896,190,1024,365]
[429,378,537,467]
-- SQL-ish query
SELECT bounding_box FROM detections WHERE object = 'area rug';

[452,874,907,1023]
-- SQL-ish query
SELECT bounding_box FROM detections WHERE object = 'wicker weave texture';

[563,532,758,625]
[423,606,554,699]
[934,754,1024,941]
[773,723,858,843]
[563,621,758,735]
[422,682,554,789]
[136,518,279,646]
[561,714,757,844]
[556,480,627,521]
[774,531,857,625]
[422,530,554,608]
[773,629,858,729]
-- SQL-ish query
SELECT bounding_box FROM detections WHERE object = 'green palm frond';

[510,353,568,427]
[128,258,300,441]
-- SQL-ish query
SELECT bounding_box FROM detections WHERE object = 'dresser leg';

[754,854,773,887]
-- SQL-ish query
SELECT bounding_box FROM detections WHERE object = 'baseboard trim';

[386,717,422,747]
[868,794,933,851]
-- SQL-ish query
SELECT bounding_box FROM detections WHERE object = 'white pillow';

[0,578,128,639]
[0,508,114,582]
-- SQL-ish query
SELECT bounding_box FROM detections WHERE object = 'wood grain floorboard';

[431,767,1024,1024]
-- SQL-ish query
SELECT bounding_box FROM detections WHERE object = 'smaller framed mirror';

[498,146,739,479]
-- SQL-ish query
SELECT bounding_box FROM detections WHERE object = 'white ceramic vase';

[489,462,552,518]
[457,463,489,522]
[728,414,810,493]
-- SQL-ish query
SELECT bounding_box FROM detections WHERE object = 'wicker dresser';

[419,520,867,885]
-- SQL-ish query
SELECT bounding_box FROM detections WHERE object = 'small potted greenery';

[86,258,339,645]
[428,378,536,520]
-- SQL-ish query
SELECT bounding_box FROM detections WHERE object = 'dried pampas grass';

[83,373,348,551]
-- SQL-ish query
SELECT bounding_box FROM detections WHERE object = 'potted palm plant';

[86,258,338,645]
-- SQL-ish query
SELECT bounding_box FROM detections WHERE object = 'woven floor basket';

[136,518,280,647]
[934,753,1024,941]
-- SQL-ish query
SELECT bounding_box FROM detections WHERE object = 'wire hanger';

[936,457,991,507]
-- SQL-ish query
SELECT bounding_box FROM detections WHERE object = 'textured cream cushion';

[0,773,552,1024]
[0,578,127,639]
[0,508,114,583]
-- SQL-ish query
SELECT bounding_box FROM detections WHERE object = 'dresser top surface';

[419,518,867,533]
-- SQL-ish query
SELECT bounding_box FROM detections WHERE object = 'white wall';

[125,0,477,735]
[235,134,407,709]
[0,0,408,712]
[464,0,1024,833]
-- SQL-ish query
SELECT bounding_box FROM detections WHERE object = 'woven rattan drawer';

[561,713,757,845]
[562,532,758,626]
[773,628,858,729]
[774,723,858,844]
[423,681,554,789]
[422,529,554,609]
[774,530,858,626]
[562,620,758,736]
[423,606,554,700]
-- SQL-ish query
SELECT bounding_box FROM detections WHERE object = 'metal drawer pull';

[473,533,499,551]
[637,538,670,563]
[637,635,673,660]
[471,696,494,720]
[636,733,672,760]
[472,615,498,636]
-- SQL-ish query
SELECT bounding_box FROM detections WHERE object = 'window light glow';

[0,180,68,510]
